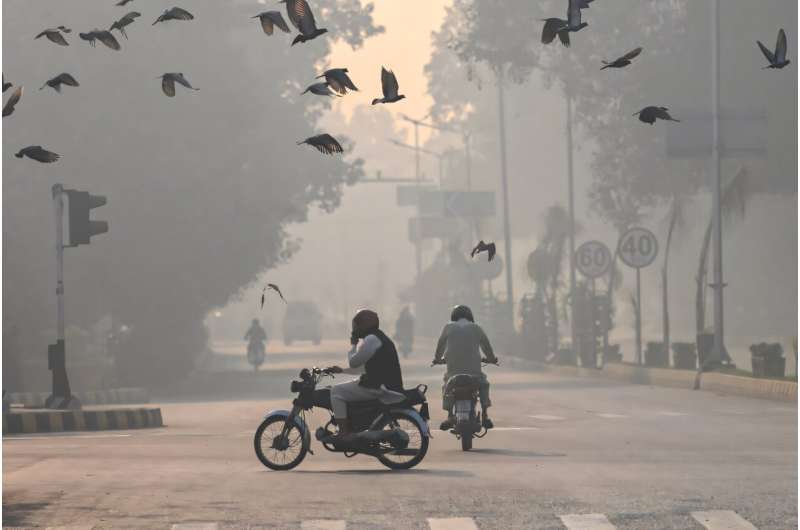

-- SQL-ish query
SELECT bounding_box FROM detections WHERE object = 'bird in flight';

[3,75,12,93]
[372,67,405,105]
[261,284,287,308]
[15,146,60,163]
[35,27,71,46]
[633,106,680,125]
[317,68,357,95]
[471,240,497,262]
[301,82,339,97]
[40,73,80,93]
[757,29,790,69]
[541,0,588,47]
[297,134,343,155]
[110,12,141,39]
[158,73,199,97]
[281,0,327,46]
[79,29,121,50]
[601,47,642,70]
[252,11,290,35]
[153,7,194,25]
[116,0,135,5]
[2,86,23,117]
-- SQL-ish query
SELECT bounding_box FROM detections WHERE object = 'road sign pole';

[636,267,642,365]
[53,185,65,346]
[496,69,514,316]
[590,278,597,368]
[413,122,423,282]
[710,0,726,366]
[566,92,577,366]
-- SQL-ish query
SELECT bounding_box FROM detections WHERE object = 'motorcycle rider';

[433,305,498,431]
[394,306,415,355]
[327,309,406,443]
[244,318,267,361]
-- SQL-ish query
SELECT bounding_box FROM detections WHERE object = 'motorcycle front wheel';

[254,416,308,471]
[375,411,429,470]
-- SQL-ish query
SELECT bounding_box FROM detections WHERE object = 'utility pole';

[709,0,726,366]
[400,114,428,283]
[496,69,514,315]
[566,92,578,364]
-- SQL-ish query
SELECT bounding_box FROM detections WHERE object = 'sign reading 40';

[618,227,659,269]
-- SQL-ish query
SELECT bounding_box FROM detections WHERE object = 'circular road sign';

[617,227,659,269]
[575,240,612,279]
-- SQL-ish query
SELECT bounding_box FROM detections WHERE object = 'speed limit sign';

[618,227,659,269]
[575,240,612,279]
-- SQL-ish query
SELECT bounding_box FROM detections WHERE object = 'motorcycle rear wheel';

[375,411,428,470]
[254,416,308,471]
[461,432,473,451]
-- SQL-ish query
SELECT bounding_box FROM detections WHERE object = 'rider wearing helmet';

[327,309,405,442]
[244,318,267,348]
[433,305,498,431]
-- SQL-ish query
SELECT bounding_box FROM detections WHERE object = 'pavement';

[3,341,797,529]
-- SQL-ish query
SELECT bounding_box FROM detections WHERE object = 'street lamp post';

[566,92,578,365]
[496,69,514,315]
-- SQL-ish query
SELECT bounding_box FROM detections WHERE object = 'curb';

[7,388,149,408]
[2,407,163,434]
[515,358,796,402]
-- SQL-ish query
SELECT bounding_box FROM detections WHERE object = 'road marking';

[43,526,96,530]
[491,427,540,431]
[301,521,346,530]
[171,524,219,530]
[656,411,689,417]
[595,413,627,419]
[5,434,131,441]
[559,513,617,529]
[528,414,565,421]
[691,510,758,530]
[427,517,479,530]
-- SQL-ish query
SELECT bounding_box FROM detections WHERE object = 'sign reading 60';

[575,240,612,279]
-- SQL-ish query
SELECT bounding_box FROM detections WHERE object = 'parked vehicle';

[282,301,323,345]
[254,367,431,470]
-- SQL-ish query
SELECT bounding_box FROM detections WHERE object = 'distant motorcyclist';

[394,306,415,357]
[433,305,498,431]
[244,319,267,368]
[327,309,406,443]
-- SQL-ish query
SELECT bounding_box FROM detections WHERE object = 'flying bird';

[261,284,287,308]
[110,12,141,39]
[577,0,594,7]
[252,11,290,35]
[3,75,12,93]
[471,240,496,262]
[153,7,194,25]
[158,73,199,97]
[116,0,135,5]
[15,145,60,163]
[601,47,642,70]
[541,0,587,47]
[40,73,80,93]
[2,86,23,117]
[372,67,405,105]
[301,82,339,97]
[79,29,121,50]
[317,68,357,95]
[757,29,790,69]
[297,134,343,155]
[280,0,328,45]
[633,106,680,125]
[35,27,71,46]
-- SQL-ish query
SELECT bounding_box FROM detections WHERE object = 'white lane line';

[6,434,131,441]
[528,414,565,421]
[691,510,758,530]
[491,427,541,431]
[595,413,627,419]
[656,411,689,417]
[428,517,479,530]
[44,526,96,530]
[301,521,346,530]
[559,513,617,529]
[171,524,219,530]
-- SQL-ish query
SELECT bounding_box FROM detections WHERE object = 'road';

[3,341,797,529]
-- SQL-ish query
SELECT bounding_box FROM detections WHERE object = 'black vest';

[359,329,404,392]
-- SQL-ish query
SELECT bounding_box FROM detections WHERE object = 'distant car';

[283,301,323,345]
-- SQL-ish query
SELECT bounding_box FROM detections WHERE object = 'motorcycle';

[395,335,413,358]
[247,340,266,371]
[433,358,498,451]
[254,367,431,471]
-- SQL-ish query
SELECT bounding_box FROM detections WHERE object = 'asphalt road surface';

[4,342,797,529]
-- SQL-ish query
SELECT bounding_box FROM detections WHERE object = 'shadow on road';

[294,468,474,477]
[466,448,566,458]
[2,501,51,527]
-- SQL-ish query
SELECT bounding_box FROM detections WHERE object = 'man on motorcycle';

[244,318,267,357]
[327,309,406,443]
[394,306,415,356]
[433,305,498,431]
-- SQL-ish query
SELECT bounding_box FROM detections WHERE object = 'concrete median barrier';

[2,407,163,434]
[6,387,149,408]
[700,372,797,402]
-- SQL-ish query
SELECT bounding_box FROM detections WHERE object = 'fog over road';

[4,346,796,529]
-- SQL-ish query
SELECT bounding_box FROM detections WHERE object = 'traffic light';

[64,189,108,246]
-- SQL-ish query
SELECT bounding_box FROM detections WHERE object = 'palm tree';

[661,194,686,363]
[695,166,752,341]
